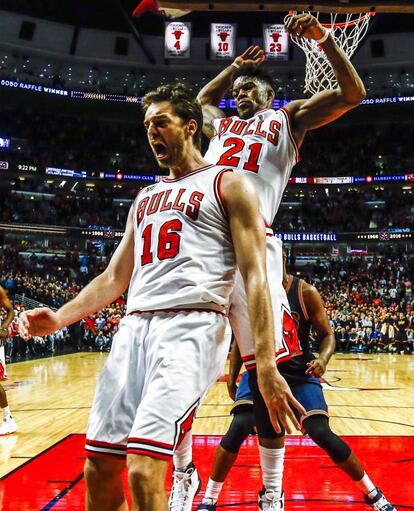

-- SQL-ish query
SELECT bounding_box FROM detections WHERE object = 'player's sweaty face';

[232,77,270,119]
[144,101,186,168]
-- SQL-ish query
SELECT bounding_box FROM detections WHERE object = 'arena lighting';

[116,172,124,180]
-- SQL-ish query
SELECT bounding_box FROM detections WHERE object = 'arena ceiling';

[1,0,414,36]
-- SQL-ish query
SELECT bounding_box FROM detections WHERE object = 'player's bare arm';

[302,282,336,377]
[19,206,136,340]
[0,287,14,344]
[227,336,243,401]
[197,46,265,138]
[220,172,306,432]
[285,13,366,146]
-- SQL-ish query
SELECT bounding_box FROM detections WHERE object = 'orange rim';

[287,10,375,29]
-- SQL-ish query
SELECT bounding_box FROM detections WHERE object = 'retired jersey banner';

[210,23,237,60]
[164,21,191,58]
[263,24,289,61]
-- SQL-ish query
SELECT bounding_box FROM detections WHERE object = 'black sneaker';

[365,488,396,511]
[197,499,217,510]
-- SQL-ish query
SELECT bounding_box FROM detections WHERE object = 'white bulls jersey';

[204,107,299,226]
[126,164,236,314]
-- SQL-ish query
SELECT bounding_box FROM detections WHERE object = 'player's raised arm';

[197,46,265,138]
[19,206,136,339]
[302,283,336,377]
[220,172,306,433]
[284,13,366,145]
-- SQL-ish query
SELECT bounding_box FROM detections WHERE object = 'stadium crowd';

[1,176,412,233]
[277,187,414,233]
[298,254,414,354]
[1,246,413,362]
[1,106,414,177]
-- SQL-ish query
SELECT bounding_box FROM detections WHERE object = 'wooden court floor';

[1,351,414,478]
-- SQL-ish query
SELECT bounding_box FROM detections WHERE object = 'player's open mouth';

[153,142,169,160]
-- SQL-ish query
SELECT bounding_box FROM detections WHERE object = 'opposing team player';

[197,259,396,511]
[19,84,304,511]
[172,12,366,511]
[0,286,17,436]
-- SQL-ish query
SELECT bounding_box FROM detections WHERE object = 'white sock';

[259,445,285,497]
[356,473,377,496]
[202,478,224,504]
[173,430,193,471]
[3,406,11,420]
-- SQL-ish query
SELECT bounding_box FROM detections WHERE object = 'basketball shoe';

[365,488,396,511]
[168,462,201,511]
[258,487,284,511]
[0,417,18,436]
[197,498,217,510]
[197,499,216,510]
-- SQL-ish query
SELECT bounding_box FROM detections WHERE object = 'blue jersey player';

[197,259,396,511]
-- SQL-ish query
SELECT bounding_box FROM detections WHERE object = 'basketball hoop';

[286,11,375,95]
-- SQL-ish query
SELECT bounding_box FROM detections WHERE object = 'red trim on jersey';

[252,107,273,117]
[266,226,274,237]
[280,107,300,164]
[276,350,294,364]
[85,449,126,458]
[298,279,309,321]
[162,164,214,182]
[213,168,233,218]
[243,350,296,369]
[128,308,226,316]
[86,439,126,450]
[128,437,174,450]
[126,448,172,460]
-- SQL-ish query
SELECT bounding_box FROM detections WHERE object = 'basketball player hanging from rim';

[169,12,367,511]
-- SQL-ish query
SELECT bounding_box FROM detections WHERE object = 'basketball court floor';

[1,352,413,510]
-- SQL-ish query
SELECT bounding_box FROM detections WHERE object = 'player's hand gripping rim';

[284,13,326,41]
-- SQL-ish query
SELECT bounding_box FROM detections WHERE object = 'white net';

[287,12,373,95]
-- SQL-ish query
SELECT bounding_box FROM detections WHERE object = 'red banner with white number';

[164,21,191,58]
[263,24,289,61]
[210,23,237,60]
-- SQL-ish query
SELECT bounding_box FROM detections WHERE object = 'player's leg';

[172,323,233,481]
[229,240,288,510]
[248,369,285,510]
[293,382,396,510]
[198,408,255,509]
[84,456,128,511]
[136,312,230,511]
[127,454,169,511]
[0,357,17,435]
[84,315,147,510]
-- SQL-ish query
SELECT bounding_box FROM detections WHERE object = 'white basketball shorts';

[229,234,300,370]
[0,346,6,380]
[85,310,230,460]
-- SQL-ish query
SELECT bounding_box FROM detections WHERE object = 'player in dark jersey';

[197,259,396,511]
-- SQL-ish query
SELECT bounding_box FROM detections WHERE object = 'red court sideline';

[1,435,413,510]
